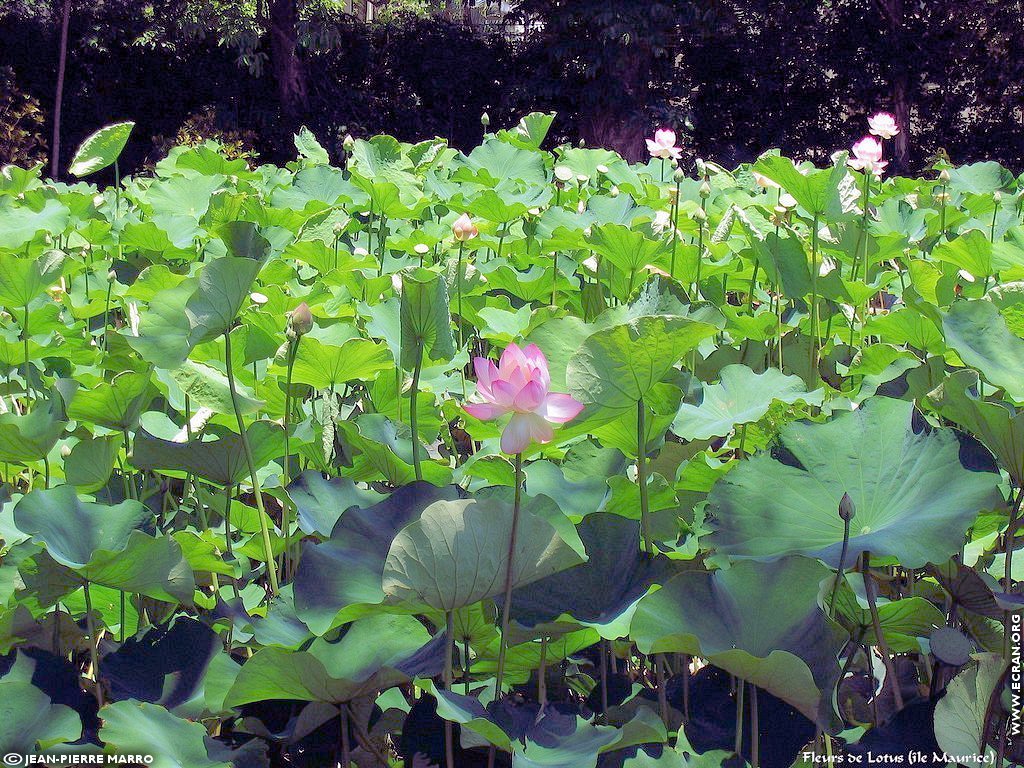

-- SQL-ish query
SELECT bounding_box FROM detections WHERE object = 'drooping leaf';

[69,121,135,177]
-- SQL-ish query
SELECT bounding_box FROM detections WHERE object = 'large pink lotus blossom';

[646,129,682,161]
[868,112,899,140]
[848,136,887,176]
[464,342,584,454]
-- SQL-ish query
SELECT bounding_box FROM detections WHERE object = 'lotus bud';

[481,112,490,128]
[578,138,586,148]
[699,181,711,198]
[60,444,73,459]
[610,186,620,197]
[452,213,478,242]
[332,221,345,236]
[994,191,1002,204]
[673,168,685,183]
[695,159,707,177]
[938,168,951,183]
[693,208,707,223]
[838,492,855,522]
[288,302,313,338]
[342,134,355,152]
[107,270,117,283]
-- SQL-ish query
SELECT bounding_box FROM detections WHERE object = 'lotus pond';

[0,114,1023,767]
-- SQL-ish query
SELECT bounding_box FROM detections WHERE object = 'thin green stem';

[862,552,904,710]
[444,610,456,768]
[83,582,103,706]
[734,679,745,757]
[638,398,652,555]
[224,330,279,596]
[493,452,523,696]
[410,338,425,482]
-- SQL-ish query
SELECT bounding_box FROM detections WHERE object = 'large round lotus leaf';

[132,421,285,488]
[507,513,671,632]
[671,364,822,441]
[0,402,66,463]
[225,614,443,706]
[382,497,585,611]
[0,680,81,752]
[567,315,720,414]
[631,556,845,725]
[13,486,194,602]
[942,299,1024,403]
[287,469,384,536]
[99,700,232,768]
[14,486,151,569]
[932,653,1004,762]
[292,481,461,634]
[705,397,1001,568]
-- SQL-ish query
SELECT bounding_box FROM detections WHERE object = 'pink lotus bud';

[848,136,888,177]
[452,213,478,242]
[287,302,313,337]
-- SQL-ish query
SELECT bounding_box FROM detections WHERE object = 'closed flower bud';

[60,444,73,458]
[481,112,490,127]
[288,302,313,338]
[699,181,711,198]
[693,208,707,223]
[107,270,117,283]
[452,213,478,242]
[839,492,855,522]
[342,134,355,152]
[939,169,951,183]
[994,191,1002,204]
[673,168,685,183]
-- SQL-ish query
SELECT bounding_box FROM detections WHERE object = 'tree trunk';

[51,0,72,180]
[878,0,910,171]
[268,0,308,124]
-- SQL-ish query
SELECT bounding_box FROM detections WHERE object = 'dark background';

[2,0,1023,179]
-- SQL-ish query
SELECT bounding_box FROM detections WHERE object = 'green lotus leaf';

[225,614,441,706]
[293,481,460,634]
[928,369,1024,483]
[706,397,1000,568]
[631,556,844,724]
[68,121,134,177]
[66,370,153,430]
[169,359,261,416]
[0,249,65,308]
[335,414,452,486]
[382,497,585,611]
[586,223,665,279]
[400,267,455,369]
[289,336,392,390]
[672,364,821,440]
[186,256,264,344]
[567,315,719,414]
[64,435,122,492]
[932,653,1004,761]
[942,298,1024,403]
[751,153,848,218]
[0,401,66,463]
[0,679,81,752]
[131,422,284,487]
[99,700,234,768]
[933,229,994,279]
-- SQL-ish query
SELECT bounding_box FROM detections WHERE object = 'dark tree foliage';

[1,0,1022,175]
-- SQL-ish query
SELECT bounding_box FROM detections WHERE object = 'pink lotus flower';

[646,129,682,161]
[848,136,887,176]
[452,213,479,242]
[464,342,584,454]
[868,112,899,140]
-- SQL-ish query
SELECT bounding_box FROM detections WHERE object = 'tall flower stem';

[410,338,425,482]
[488,452,523,768]
[83,581,103,706]
[22,304,32,401]
[750,685,760,768]
[734,679,745,757]
[638,398,653,555]
[456,241,466,349]
[493,452,523,698]
[862,551,903,710]
[282,335,301,573]
[444,610,456,768]
[808,213,821,378]
[224,329,279,596]
[670,177,681,279]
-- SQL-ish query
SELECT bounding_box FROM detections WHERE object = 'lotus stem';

[538,636,548,707]
[22,304,32,400]
[809,212,820,378]
[862,551,903,710]
[493,453,523,698]
[638,398,653,555]
[339,704,351,768]
[83,581,103,707]
[670,178,680,279]
[223,329,279,596]
[410,338,425,482]
[456,241,465,349]
[444,610,455,768]
[750,684,760,768]
[734,679,744,757]
[283,335,301,571]
[828,515,852,618]
[656,653,669,726]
